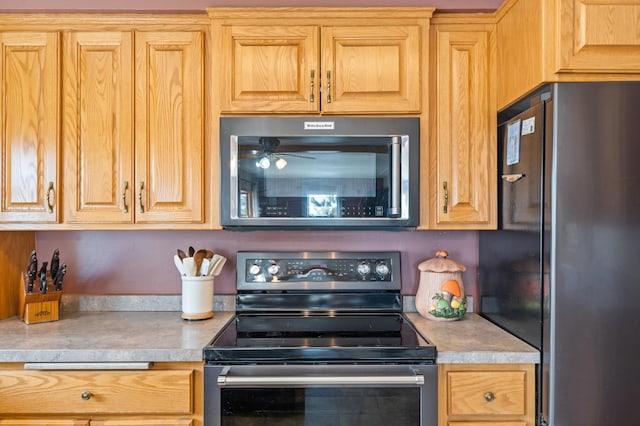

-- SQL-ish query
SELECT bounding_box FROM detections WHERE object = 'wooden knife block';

[18,272,62,324]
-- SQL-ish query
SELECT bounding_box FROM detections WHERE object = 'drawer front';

[0,421,89,425]
[449,422,527,426]
[447,370,526,416]
[91,420,193,425]
[0,370,193,415]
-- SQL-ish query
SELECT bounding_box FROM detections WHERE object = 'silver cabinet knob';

[484,392,495,402]
[81,391,92,400]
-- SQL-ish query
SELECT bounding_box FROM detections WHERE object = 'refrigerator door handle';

[501,173,525,183]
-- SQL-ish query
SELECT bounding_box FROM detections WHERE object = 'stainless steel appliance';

[220,117,420,229]
[204,251,437,426]
[479,82,640,426]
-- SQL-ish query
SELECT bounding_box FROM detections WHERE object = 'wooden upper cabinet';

[134,31,204,224]
[62,31,134,224]
[63,30,204,225]
[427,21,496,230]
[211,9,431,115]
[557,0,640,72]
[221,25,319,113]
[496,0,640,108]
[0,32,59,223]
[321,25,421,113]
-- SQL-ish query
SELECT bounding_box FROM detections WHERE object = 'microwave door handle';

[389,136,401,217]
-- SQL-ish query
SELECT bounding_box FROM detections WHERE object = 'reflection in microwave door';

[239,190,254,218]
[308,194,337,217]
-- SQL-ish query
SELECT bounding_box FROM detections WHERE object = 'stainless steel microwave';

[220,117,420,229]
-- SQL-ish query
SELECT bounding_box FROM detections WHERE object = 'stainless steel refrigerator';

[479,82,640,426]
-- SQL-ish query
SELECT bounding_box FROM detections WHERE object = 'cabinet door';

[321,25,421,114]
[430,28,496,229]
[0,421,89,425]
[62,32,134,224]
[557,0,640,72]
[0,32,58,223]
[439,364,535,426]
[90,421,193,426]
[220,25,319,113]
[0,369,193,414]
[134,31,204,223]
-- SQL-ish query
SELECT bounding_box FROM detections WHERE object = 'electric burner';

[204,252,436,365]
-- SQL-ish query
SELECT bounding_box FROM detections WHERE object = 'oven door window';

[221,387,420,425]
[209,365,435,426]
[234,135,404,220]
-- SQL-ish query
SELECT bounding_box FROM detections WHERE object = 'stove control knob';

[375,262,390,277]
[248,263,262,276]
[357,261,371,276]
[267,262,280,276]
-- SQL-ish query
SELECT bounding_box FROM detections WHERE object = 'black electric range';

[203,251,436,365]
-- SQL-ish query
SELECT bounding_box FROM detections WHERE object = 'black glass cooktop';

[204,313,436,365]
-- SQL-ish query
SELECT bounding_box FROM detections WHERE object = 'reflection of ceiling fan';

[249,137,315,170]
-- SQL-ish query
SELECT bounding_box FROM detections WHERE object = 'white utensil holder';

[181,276,214,320]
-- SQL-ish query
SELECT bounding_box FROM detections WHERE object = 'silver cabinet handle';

[310,69,315,103]
[138,181,145,213]
[218,373,424,387]
[443,181,449,214]
[81,391,92,400]
[122,181,129,213]
[326,70,332,103]
[46,181,55,213]
[484,391,496,402]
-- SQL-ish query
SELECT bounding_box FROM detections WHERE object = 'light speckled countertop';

[0,310,538,364]
[405,312,539,364]
[0,311,234,363]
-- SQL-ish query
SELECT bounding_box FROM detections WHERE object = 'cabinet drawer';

[0,370,193,415]
[447,370,526,416]
[0,422,89,426]
[449,422,527,426]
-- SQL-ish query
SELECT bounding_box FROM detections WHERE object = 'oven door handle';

[217,369,425,387]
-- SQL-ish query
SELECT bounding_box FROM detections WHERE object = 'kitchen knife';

[39,261,48,294]
[54,264,66,291]
[50,249,60,282]
[27,269,35,293]
[26,250,37,293]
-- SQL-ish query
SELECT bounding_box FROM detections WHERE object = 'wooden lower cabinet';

[0,422,89,426]
[447,423,526,426]
[0,362,202,426]
[0,421,191,425]
[439,364,535,426]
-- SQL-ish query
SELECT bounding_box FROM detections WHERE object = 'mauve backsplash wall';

[36,230,478,297]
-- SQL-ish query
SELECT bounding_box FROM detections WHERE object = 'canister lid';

[418,250,466,273]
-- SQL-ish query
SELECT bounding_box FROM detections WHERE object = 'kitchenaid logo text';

[304,122,335,130]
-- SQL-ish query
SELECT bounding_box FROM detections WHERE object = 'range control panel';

[237,251,401,291]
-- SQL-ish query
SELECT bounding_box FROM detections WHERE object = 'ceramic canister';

[181,276,215,320]
[415,250,466,321]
